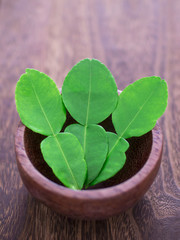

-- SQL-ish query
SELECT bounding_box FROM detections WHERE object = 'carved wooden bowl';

[15,112,163,219]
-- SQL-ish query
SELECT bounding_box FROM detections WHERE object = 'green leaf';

[90,132,129,186]
[15,69,66,136]
[65,124,108,185]
[112,76,168,139]
[40,133,87,190]
[62,58,118,125]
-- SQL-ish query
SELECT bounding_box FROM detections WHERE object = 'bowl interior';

[24,112,152,189]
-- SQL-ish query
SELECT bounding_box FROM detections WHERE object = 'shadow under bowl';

[15,114,163,219]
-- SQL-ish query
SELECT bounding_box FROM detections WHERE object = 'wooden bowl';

[15,113,163,219]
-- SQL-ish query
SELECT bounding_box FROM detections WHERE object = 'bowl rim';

[15,121,163,200]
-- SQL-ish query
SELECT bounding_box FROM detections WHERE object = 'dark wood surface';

[0,0,179,239]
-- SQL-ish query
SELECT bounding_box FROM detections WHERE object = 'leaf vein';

[109,90,155,156]
[30,78,55,135]
[85,59,92,125]
[54,136,79,189]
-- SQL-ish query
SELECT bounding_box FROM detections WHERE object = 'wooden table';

[0,0,180,239]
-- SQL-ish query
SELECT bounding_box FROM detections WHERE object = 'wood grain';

[0,0,180,239]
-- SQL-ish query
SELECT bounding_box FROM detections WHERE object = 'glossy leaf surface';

[15,69,66,136]
[90,132,129,186]
[112,77,168,139]
[65,124,108,185]
[62,58,118,125]
[41,133,87,190]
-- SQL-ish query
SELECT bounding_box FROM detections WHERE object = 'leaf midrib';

[83,60,92,159]
[30,78,55,135]
[54,136,80,189]
[109,90,155,156]
[30,79,79,189]
[83,60,92,184]
[85,59,92,125]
